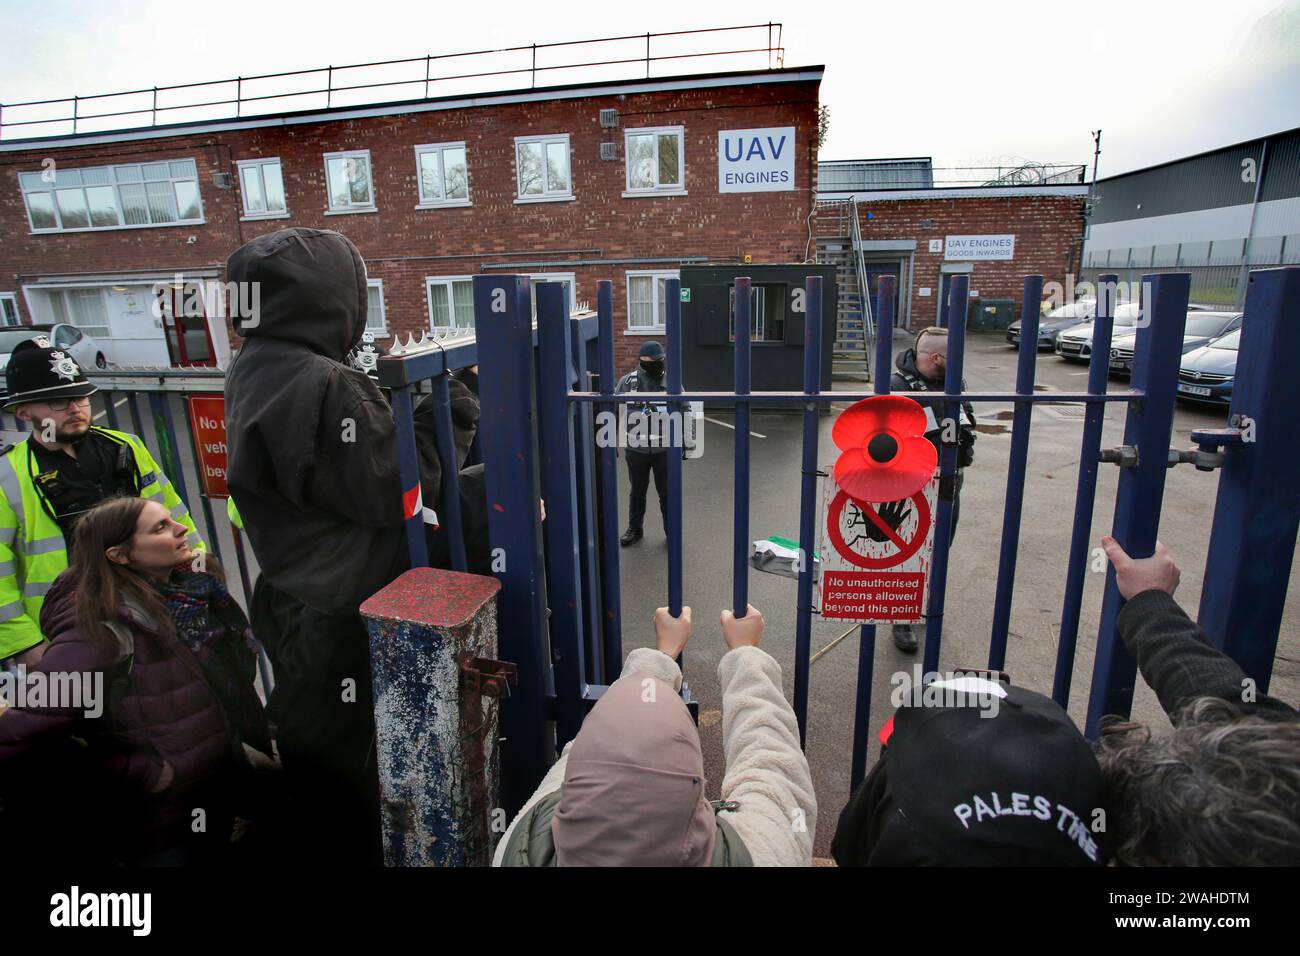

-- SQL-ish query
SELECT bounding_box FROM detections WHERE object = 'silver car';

[1108,312,1243,377]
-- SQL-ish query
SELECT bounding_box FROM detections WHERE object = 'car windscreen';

[1113,304,1142,326]
[1209,329,1241,350]
[1184,314,1238,337]
[1045,300,1093,320]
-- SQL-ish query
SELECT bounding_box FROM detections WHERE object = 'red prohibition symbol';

[827,488,932,570]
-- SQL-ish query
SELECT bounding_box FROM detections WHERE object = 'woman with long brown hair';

[0,495,272,865]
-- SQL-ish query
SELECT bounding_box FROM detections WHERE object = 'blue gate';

[384,266,1300,814]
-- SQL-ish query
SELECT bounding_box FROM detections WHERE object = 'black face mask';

[641,360,665,379]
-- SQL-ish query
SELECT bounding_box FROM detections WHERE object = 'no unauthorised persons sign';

[817,474,938,624]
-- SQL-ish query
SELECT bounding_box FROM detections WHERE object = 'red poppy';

[831,395,937,503]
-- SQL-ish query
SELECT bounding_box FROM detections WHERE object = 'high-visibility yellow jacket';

[0,426,204,659]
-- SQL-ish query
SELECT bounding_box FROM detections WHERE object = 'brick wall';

[0,77,821,376]
[854,194,1086,329]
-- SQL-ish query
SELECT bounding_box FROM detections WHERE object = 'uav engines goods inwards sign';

[718,127,797,193]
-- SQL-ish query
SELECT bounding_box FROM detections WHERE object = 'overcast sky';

[1,0,1296,178]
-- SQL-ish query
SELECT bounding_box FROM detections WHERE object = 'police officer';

[0,337,202,666]
[616,341,670,546]
[887,326,976,653]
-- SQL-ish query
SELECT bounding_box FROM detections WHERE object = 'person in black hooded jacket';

[223,227,488,864]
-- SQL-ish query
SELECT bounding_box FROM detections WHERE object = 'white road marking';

[703,416,766,438]
[93,396,130,422]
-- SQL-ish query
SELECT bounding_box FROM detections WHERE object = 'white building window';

[237,158,288,219]
[624,127,685,196]
[19,159,203,233]
[626,271,678,332]
[324,150,375,213]
[426,276,476,333]
[49,287,111,338]
[366,280,388,335]
[515,135,572,202]
[414,143,469,207]
[0,294,20,327]
[528,273,577,318]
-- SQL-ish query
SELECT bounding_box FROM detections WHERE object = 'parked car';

[1107,312,1243,377]
[1054,302,1144,361]
[0,325,109,399]
[1006,298,1096,350]
[1176,328,1240,405]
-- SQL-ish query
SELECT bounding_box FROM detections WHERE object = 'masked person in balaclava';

[614,341,671,546]
[223,228,487,864]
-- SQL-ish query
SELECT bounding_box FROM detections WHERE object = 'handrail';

[0,24,785,141]
[848,196,874,344]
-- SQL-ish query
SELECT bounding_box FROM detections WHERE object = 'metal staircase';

[811,198,874,382]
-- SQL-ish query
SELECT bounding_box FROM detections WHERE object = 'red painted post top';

[360,567,501,630]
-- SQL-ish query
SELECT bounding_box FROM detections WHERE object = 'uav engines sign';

[718,127,796,193]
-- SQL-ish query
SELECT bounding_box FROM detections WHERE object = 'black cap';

[831,679,1108,866]
[639,341,665,361]
[3,337,98,409]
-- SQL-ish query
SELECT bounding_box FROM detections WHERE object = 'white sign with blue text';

[944,234,1016,261]
[718,127,797,193]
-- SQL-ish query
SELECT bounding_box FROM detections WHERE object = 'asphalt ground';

[613,330,1300,860]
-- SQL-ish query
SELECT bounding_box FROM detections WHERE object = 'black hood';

[226,228,368,360]
[895,348,929,383]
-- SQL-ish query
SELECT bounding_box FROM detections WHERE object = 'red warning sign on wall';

[187,395,229,498]
[817,475,939,623]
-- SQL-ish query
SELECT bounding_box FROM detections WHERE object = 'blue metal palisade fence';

[380,267,1298,817]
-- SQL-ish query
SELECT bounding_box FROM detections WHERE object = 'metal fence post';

[1053,274,1119,705]
[988,276,1042,669]
[1085,272,1190,736]
[920,273,968,675]
[594,281,623,683]
[472,274,552,812]
[733,276,752,619]
[1196,266,1300,691]
[848,273,895,788]
[536,281,586,748]
[793,275,822,747]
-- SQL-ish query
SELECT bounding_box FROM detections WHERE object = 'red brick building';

[815,160,1089,336]
[0,65,822,375]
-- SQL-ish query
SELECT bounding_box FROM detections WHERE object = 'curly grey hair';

[1097,696,1300,866]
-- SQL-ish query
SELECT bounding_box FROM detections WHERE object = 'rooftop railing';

[0,24,785,142]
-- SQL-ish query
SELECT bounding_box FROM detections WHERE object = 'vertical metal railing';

[446,266,1297,822]
[793,276,824,749]
[988,276,1042,670]
[1052,274,1118,705]
[1085,273,1190,735]
[919,274,969,675]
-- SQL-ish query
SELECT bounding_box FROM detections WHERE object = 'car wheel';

[95,353,108,369]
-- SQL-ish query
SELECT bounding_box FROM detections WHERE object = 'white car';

[0,324,110,385]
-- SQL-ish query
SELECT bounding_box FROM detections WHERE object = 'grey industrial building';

[1081,126,1300,307]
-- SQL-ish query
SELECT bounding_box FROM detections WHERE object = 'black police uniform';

[28,430,141,550]
[615,364,669,540]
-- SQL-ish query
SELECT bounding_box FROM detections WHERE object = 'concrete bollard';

[361,566,514,867]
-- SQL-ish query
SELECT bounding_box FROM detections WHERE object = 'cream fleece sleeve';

[716,645,817,866]
[491,647,683,866]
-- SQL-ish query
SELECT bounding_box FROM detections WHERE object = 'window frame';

[0,293,21,327]
[527,273,578,319]
[413,142,471,209]
[322,149,377,214]
[622,126,687,197]
[50,286,112,339]
[366,279,389,337]
[18,158,205,234]
[236,157,290,221]
[513,134,574,204]
[728,284,785,343]
[425,275,477,334]
[624,270,679,334]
